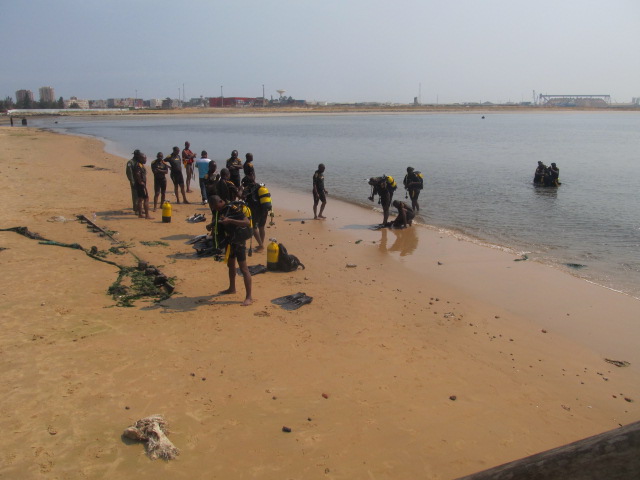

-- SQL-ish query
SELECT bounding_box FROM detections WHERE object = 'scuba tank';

[258,183,272,209]
[267,238,279,271]
[162,201,172,223]
[385,175,397,191]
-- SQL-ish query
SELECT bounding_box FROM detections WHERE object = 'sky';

[1,0,639,104]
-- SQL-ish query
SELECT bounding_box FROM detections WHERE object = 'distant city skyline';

[2,1,639,104]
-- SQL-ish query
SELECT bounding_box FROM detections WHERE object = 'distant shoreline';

[2,104,639,122]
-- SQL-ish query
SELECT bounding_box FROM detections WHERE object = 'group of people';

[533,161,561,187]
[125,142,276,306]
[366,167,424,228]
[126,147,429,304]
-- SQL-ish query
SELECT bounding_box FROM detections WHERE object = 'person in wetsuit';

[368,176,393,226]
[166,146,189,204]
[403,167,424,211]
[210,195,254,306]
[226,150,243,189]
[391,200,415,228]
[533,161,546,185]
[151,152,169,211]
[313,163,328,219]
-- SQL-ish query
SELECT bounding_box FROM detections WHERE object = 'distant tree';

[57,97,64,108]
[69,102,80,109]
[0,96,14,112]
[18,95,33,109]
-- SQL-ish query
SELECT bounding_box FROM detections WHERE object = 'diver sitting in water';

[533,161,547,184]
[547,162,560,186]
[534,161,560,186]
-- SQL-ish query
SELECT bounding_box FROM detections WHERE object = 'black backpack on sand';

[277,243,305,272]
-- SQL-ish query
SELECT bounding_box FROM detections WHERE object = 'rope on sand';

[1,226,175,306]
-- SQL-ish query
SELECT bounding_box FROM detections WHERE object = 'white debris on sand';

[123,414,180,460]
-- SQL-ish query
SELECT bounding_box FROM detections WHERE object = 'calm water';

[38,113,640,298]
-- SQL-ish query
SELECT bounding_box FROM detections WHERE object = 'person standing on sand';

[226,150,243,189]
[195,151,212,204]
[182,141,196,193]
[217,168,238,203]
[243,153,256,182]
[368,176,392,226]
[313,163,327,219]
[210,195,254,306]
[166,146,189,204]
[133,152,152,219]
[151,152,169,211]
[126,151,141,215]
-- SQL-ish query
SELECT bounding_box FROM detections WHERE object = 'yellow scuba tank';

[267,238,279,271]
[386,175,397,189]
[258,183,272,209]
[162,201,172,223]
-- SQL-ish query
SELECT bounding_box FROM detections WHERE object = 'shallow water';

[39,112,640,298]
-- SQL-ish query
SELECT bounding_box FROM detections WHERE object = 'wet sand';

[0,126,638,479]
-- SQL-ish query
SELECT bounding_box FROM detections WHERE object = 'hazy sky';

[2,0,639,104]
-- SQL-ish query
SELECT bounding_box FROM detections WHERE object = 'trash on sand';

[122,415,179,460]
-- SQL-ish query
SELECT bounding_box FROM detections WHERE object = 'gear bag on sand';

[276,243,305,272]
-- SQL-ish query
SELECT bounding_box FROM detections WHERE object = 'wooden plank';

[457,421,640,480]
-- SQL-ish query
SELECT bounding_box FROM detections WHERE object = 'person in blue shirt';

[195,151,212,204]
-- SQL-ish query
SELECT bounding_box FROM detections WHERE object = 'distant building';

[107,98,136,108]
[147,98,163,108]
[16,89,34,103]
[89,99,108,109]
[209,97,256,107]
[161,98,182,109]
[38,86,55,103]
[64,96,90,109]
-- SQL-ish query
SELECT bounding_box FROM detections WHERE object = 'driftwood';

[457,421,640,480]
[76,214,119,243]
[123,414,179,460]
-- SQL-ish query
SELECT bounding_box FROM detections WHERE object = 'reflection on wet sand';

[378,226,419,256]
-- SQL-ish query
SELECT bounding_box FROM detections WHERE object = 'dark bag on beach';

[277,243,305,272]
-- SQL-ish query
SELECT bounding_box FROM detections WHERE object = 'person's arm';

[400,205,407,227]
[134,165,144,186]
[126,161,134,183]
[220,215,249,227]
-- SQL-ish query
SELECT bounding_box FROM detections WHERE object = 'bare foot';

[183,200,190,204]
[145,216,154,220]
[187,189,193,193]
[254,246,264,253]
[242,298,255,306]
[219,288,236,295]
[313,216,319,220]
[318,215,326,219]
[152,208,157,212]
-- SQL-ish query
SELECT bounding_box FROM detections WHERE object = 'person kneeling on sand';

[210,195,254,306]
[390,200,414,228]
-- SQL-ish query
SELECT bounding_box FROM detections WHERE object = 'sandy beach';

[1,126,638,479]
